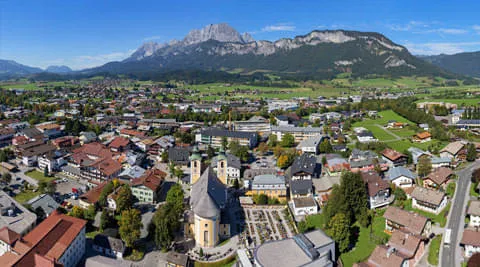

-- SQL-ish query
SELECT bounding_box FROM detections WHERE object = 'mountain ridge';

[422,51,480,77]
[81,24,453,79]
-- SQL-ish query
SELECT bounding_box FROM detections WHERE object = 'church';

[184,147,231,248]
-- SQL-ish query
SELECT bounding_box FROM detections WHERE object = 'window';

[204,230,209,244]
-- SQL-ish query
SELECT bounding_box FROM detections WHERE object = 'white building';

[384,166,416,188]
[467,201,480,228]
[411,187,448,215]
[461,229,480,258]
[291,197,318,216]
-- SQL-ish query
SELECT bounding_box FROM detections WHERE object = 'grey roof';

[290,179,313,195]
[165,251,189,266]
[244,168,277,180]
[21,127,42,138]
[190,167,226,219]
[0,191,36,235]
[26,194,60,216]
[201,128,257,139]
[467,201,480,216]
[291,154,319,176]
[119,166,146,179]
[85,255,132,267]
[252,174,285,185]
[292,197,317,208]
[254,229,334,267]
[431,156,451,164]
[211,153,241,169]
[168,147,190,163]
[408,147,430,164]
[411,187,446,206]
[94,234,126,253]
[385,166,417,181]
[312,175,341,192]
[271,126,323,133]
[296,135,323,149]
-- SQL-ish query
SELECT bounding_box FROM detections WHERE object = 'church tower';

[217,148,228,185]
[190,146,202,184]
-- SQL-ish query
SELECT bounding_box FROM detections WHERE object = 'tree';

[268,134,278,147]
[98,181,114,207]
[221,137,229,151]
[206,146,215,159]
[254,194,268,205]
[232,178,239,189]
[0,150,7,162]
[280,133,295,147]
[229,141,249,162]
[321,156,327,166]
[84,204,96,221]
[45,182,56,195]
[43,166,49,177]
[174,167,184,182]
[417,156,432,178]
[467,143,477,162]
[327,213,351,252]
[394,187,407,202]
[99,209,111,231]
[161,151,169,163]
[446,182,456,197]
[116,185,133,213]
[277,154,290,169]
[166,184,184,215]
[69,206,84,219]
[472,168,480,183]
[34,206,46,221]
[257,142,269,156]
[319,139,333,153]
[1,172,12,184]
[119,209,143,248]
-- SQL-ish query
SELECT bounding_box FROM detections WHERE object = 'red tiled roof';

[120,129,145,138]
[415,132,431,139]
[0,212,87,267]
[461,229,480,247]
[132,168,166,191]
[360,171,390,197]
[108,136,130,149]
[79,182,107,204]
[93,158,122,176]
[381,148,406,161]
[425,167,453,185]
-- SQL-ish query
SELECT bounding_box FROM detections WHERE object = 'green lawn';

[14,189,41,204]
[428,235,442,266]
[471,182,479,198]
[25,170,55,183]
[404,199,450,227]
[353,110,420,143]
[305,212,327,230]
[340,211,390,267]
[86,230,100,239]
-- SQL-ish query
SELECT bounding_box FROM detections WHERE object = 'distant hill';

[82,23,455,80]
[45,65,72,73]
[0,59,42,78]
[421,52,480,77]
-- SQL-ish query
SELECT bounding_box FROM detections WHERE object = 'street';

[440,161,477,267]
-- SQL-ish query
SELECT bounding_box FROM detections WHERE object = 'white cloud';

[416,28,468,34]
[261,24,296,32]
[388,20,430,31]
[143,35,162,41]
[473,25,480,34]
[71,50,135,70]
[404,41,480,55]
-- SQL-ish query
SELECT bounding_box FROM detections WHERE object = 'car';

[65,202,73,209]
[62,178,68,182]
[16,177,21,181]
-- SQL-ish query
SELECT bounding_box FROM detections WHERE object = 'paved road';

[441,161,477,267]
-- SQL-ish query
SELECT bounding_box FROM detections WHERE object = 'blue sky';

[2,0,480,70]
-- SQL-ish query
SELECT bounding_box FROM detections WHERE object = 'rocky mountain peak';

[182,23,253,45]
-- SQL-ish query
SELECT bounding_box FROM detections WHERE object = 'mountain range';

[421,52,480,77]
[1,23,479,80]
